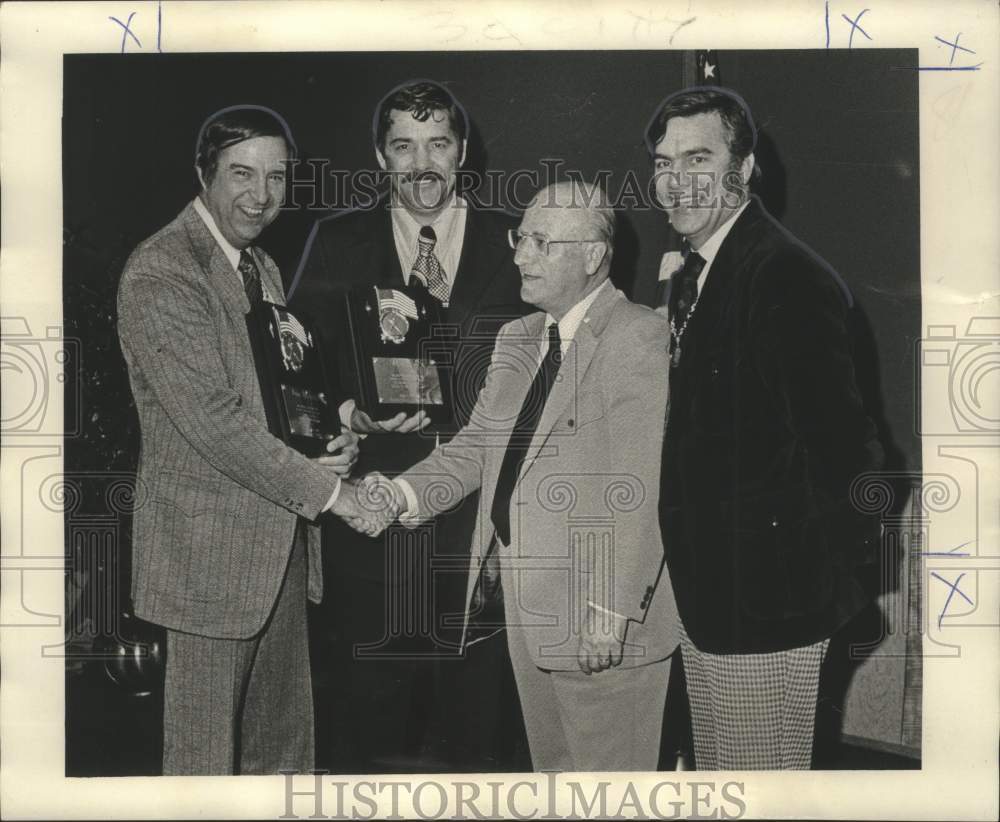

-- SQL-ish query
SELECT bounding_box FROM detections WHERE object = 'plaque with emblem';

[344,284,453,424]
[247,303,341,457]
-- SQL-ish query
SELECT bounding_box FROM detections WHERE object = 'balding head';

[513,181,615,319]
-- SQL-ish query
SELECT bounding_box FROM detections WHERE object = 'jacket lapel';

[517,284,621,484]
[182,202,250,324]
[448,206,513,325]
[682,197,767,367]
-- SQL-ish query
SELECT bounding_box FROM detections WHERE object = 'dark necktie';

[409,225,450,304]
[238,249,264,310]
[491,323,562,546]
[668,246,705,328]
[238,248,280,436]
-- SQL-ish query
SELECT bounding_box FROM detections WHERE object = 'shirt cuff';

[394,478,420,523]
[321,477,342,512]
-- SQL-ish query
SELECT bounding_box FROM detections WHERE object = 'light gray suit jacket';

[117,201,334,639]
[399,284,680,671]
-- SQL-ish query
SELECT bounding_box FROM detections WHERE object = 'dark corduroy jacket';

[659,196,884,654]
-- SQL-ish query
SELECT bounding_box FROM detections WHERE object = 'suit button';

[645,585,654,596]
[771,518,779,527]
[566,419,575,428]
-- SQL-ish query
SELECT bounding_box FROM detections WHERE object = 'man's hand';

[577,607,628,675]
[350,407,430,435]
[314,431,360,476]
[328,473,403,537]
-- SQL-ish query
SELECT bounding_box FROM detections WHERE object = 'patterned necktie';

[410,225,450,304]
[669,247,705,328]
[238,249,264,310]
[490,323,562,546]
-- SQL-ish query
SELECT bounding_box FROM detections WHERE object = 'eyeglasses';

[507,230,604,257]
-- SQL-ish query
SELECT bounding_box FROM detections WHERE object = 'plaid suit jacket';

[117,201,335,639]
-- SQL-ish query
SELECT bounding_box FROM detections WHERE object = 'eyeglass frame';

[507,229,605,257]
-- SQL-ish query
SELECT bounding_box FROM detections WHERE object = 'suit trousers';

[162,529,314,775]
[505,617,671,772]
[680,626,829,770]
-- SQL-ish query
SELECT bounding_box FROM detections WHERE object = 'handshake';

[330,472,408,537]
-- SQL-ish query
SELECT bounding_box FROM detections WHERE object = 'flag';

[276,308,310,347]
[376,288,419,320]
[696,50,720,85]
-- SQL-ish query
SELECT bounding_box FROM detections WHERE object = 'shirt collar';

[544,278,610,350]
[689,199,750,267]
[193,195,243,271]
[390,193,465,264]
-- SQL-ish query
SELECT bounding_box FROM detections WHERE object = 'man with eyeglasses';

[368,181,680,771]
[289,80,528,771]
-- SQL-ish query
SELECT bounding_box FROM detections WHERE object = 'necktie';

[668,246,705,328]
[237,248,281,436]
[490,323,562,546]
[238,249,264,309]
[410,225,450,304]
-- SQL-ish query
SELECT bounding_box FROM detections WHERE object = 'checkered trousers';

[680,627,829,770]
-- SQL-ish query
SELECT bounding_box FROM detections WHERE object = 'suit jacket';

[399,285,681,672]
[658,196,884,654]
[117,201,334,639]
[288,200,527,620]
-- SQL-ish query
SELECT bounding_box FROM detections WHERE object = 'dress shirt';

[193,196,340,510]
[193,196,277,303]
[389,193,468,302]
[688,200,750,296]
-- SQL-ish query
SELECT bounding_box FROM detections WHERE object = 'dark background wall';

[63,48,919,485]
[63,49,920,765]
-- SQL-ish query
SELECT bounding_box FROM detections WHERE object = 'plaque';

[248,303,341,457]
[344,284,453,424]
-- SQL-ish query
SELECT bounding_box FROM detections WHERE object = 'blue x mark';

[842,9,872,49]
[109,12,142,54]
[931,571,974,630]
[934,33,976,66]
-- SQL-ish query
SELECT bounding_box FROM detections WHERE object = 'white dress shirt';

[390,193,468,303]
[193,196,276,303]
[194,196,340,509]
[689,200,750,296]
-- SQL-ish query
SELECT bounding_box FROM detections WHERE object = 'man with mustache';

[647,87,884,769]
[290,80,528,771]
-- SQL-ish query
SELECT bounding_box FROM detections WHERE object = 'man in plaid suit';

[117,106,371,775]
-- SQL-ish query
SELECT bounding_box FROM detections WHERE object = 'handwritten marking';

[825,1,831,48]
[916,64,983,72]
[935,32,975,66]
[109,11,141,53]
[157,0,163,52]
[842,9,872,48]
[668,16,697,46]
[931,571,974,629]
[922,539,972,557]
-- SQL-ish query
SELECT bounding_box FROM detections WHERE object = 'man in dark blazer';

[288,80,528,771]
[646,87,884,769]
[117,106,370,775]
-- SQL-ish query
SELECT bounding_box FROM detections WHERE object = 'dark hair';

[195,105,296,184]
[373,80,468,152]
[645,87,757,166]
